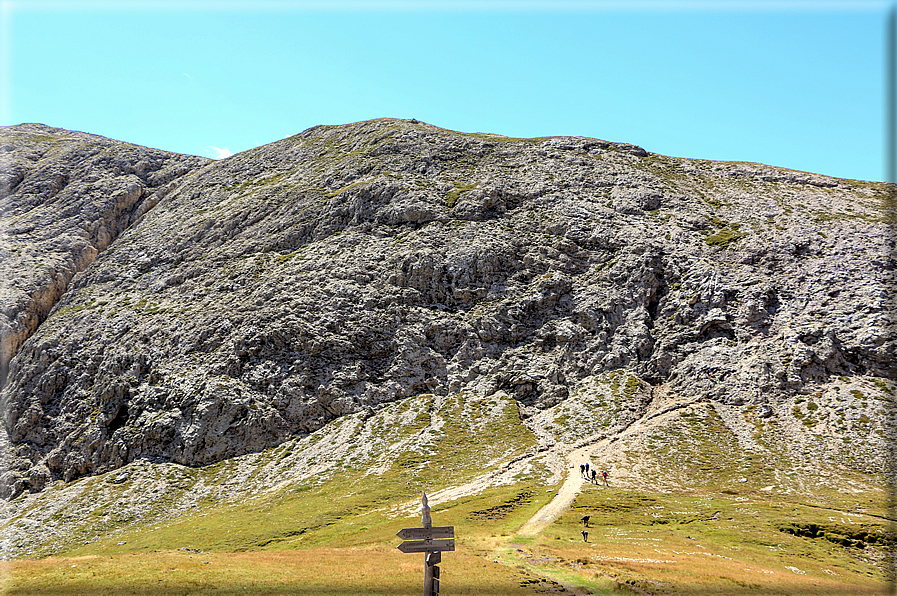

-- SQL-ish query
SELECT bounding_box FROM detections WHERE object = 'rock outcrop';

[0,124,208,389]
[1,118,893,497]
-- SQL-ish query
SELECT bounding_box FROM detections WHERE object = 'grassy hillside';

[3,383,894,595]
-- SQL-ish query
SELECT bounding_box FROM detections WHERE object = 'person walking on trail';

[602,470,609,486]
[584,462,590,475]
[581,530,589,542]
[580,515,590,527]
[591,469,597,484]
[580,464,585,477]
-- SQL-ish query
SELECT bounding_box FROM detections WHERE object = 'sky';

[1,0,893,182]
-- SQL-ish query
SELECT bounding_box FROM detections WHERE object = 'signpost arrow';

[397,539,456,554]
[396,526,455,541]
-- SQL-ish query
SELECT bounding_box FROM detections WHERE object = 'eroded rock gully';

[1,118,893,497]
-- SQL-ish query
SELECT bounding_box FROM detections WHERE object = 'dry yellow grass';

[509,536,890,596]
[3,547,552,596]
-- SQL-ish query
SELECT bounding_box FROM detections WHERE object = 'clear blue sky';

[2,1,893,181]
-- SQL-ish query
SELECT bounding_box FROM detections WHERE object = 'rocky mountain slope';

[0,124,208,386]
[1,118,894,502]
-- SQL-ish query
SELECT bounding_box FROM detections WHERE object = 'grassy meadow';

[4,484,556,596]
[3,389,894,595]
[510,485,893,595]
[6,482,892,595]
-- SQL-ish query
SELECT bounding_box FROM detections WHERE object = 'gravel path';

[517,440,608,537]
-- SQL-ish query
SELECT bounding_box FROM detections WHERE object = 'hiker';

[580,464,585,477]
[581,530,588,542]
[584,462,590,475]
[602,470,609,486]
[591,469,597,484]
[580,515,590,527]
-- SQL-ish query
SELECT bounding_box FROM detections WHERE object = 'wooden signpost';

[397,526,455,541]
[397,493,455,596]
[397,538,455,554]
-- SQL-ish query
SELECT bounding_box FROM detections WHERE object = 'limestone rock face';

[0,124,209,391]
[1,118,893,496]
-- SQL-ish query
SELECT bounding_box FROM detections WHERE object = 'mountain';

[1,118,894,501]
[0,118,894,555]
[1,119,894,593]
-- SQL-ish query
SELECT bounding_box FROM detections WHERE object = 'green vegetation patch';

[445,180,477,208]
[623,375,639,398]
[705,227,744,248]
[871,377,894,395]
[778,521,895,549]
[468,489,535,521]
[323,178,370,199]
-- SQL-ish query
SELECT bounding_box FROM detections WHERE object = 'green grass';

[9,392,540,560]
[7,484,556,596]
[445,181,478,207]
[519,487,893,595]
[4,390,892,595]
[31,479,893,595]
[705,228,744,248]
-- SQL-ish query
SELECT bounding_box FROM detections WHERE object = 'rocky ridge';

[0,118,894,499]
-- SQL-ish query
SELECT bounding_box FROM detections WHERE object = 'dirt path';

[391,390,698,521]
[513,392,712,535]
[516,440,608,537]
[388,436,613,525]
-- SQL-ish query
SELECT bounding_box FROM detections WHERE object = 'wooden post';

[422,493,434,596]
[424,558,435,596]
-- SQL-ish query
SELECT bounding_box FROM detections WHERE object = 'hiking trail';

[517,439,609,537]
